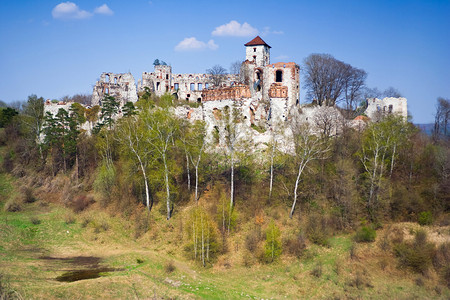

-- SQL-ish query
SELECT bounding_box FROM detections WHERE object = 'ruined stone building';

[83,36,407,148]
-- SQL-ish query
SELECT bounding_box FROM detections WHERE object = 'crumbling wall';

[365,97,408,120]
[92,72,137,106]
[138,64,238,103]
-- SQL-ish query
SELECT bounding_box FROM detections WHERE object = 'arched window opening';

[190,83,195,91]
[114,77,117,84]
[197,98,201,103]
[275,70,283,82]
[105,74,110,82]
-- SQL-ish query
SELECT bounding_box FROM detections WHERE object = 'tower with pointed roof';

[245,36,271,67]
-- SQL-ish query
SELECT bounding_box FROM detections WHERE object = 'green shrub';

[283,233,306,258]
[186,206,220,266]
[93,162,116,202]
[164,261,176,273]
[30,217,41,225]
[354,226,376,243]
[4,198,21,212]
[418,211,433,225]
[307,215,331,247]
[394,230,435,274]
[264,221,282,263]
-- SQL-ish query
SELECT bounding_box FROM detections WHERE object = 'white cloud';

[262,26,284,36]
[94,4,114,15]
[52,2,92,20]
[207,39,219,50]
[175,37,219,51]
[275,55,289,61]
[212,20,258,37]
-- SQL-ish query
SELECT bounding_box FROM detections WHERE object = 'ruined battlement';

[202,85,251,101]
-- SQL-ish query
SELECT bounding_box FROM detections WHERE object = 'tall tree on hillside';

[433,97,450,140]
[23,94,45,156]
[357,116,411,221]
[100,94,120,129]
[289,123,330,218]
[117,116,153,211]
[145,108,179,220]
[187,120,207,202]
[222,104,245,231]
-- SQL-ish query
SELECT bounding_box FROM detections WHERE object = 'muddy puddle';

[40,255,123,282]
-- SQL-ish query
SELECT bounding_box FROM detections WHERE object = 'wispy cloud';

[262,26,284,36]
[175,37,218,51]
[52,2,92,20]
[275,55,289,61]
[94,4,114,16]
[212,20,258,37]
[52,2,114,20]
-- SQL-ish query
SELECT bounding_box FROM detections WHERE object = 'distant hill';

[415,123,434,136]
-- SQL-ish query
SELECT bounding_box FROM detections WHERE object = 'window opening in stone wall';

[166,86,169,92]
[276,70,283,82]
[253,55,256,61]
[205,83,209,89]
[197,98,201,103]
[156,82,160,90]
[388,105,393,113]
[253,47,256,52]
[114,77,117,84]
[256,71,260,80]
[166,74,169,79]
[125,85,128,92]
[105,74,110,82]
[105,88,109,94]
[187,94,190,98]
[190,83,195,91]
[174,83,179,90]
[256,84,261,92]
[198,83,202,90]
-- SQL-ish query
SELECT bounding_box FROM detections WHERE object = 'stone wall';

[138,65,238,102]
[92,72,138,106]
[365,97,408,120]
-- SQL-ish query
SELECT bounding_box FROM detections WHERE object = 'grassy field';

[0,172,449,299]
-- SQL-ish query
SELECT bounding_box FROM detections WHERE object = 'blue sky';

[0,0,449,123]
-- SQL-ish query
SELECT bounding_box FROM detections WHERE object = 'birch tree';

[185,120,207,202]
[289,124,330,218]
[358,116,411,219]
[223,104,242,231]
[116,116,153,210]
[145,108,179,220]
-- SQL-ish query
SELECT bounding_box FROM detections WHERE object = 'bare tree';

[229,61,242,75]
[207,65,227,88]
[314,106,342,137]
[303,54,367,108]
[344,67,367,114]
[382,87,402,98]
[433,97,450,140]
